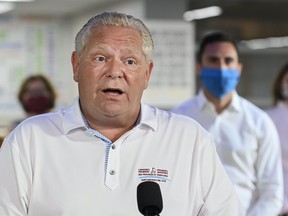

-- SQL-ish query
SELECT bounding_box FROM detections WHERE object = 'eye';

[225,57,234,65]
[96,56,106,62]
[126,59,136,65]
[208,56,218,63]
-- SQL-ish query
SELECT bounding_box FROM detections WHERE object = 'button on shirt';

[266,101,288,214]
[0,97,241,216]
[172,90,283,216]
[83,119,120,190]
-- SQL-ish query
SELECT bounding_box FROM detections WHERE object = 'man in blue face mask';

[172,31,283,216]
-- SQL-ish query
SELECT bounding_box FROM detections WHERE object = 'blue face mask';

[199,67,240,99]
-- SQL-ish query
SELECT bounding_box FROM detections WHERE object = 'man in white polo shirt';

[0,12,240,215]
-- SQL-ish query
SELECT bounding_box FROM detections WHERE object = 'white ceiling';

[5,0,125,16]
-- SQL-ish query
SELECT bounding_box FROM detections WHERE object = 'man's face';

[198,41,243,100]
[200,42,242,71]
[71,25,153,120]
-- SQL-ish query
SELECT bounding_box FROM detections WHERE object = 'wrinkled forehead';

[83,26,146,57]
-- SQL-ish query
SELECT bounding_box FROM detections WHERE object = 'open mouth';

[102,88,124,95]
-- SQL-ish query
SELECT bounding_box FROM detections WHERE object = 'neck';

[203,89,233,114]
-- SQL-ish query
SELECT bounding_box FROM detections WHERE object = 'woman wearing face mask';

[265,61,288,216]
[11,74,57,129]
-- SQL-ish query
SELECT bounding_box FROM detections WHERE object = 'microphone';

[137,181,163,216]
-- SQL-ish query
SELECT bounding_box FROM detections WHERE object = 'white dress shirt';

[0,98,240,216]
[172,90,283,216]
[266,101,288,214]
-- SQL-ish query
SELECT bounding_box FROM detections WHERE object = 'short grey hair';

[74,12,154,61]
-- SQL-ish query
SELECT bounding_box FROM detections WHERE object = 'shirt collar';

[231,92,241,112]
[62,97,86,134]
[62,98,158,135]
[197,89,241,113]
[137,103,158,131]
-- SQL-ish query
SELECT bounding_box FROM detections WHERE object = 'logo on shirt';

[138,167,170,182]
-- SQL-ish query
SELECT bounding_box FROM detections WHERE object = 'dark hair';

[18,74,57,111]
[197,31,240,63]
[272,61,288,105]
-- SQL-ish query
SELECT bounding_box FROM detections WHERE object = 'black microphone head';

[137,181,163,215]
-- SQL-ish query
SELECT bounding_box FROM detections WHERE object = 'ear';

[144,61,154,89]
[237,62,243,75]
[196,63,202,76]
[71,51,80,82]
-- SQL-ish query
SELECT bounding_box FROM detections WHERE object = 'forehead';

[203,42,238,58]
[26,79,46,88]
[86,25,143,48]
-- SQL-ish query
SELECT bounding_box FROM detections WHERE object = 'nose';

[219,59,228,69]
[105,59,124,79]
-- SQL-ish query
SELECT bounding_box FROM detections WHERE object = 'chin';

[102,107,123,117]
[104,111,118,117]
[100,102,130,117]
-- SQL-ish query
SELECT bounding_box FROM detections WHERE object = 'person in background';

[0,137,3,148]
[11,74,57,128]
[0,12,241,215]
[172,31,283,216]
[265,61,288,216]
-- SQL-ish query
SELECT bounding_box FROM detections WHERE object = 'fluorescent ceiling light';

[0,2,15,14]
[241,36,288,50]
[183,6,222,21]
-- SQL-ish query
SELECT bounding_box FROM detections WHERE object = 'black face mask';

[23,95,52,114]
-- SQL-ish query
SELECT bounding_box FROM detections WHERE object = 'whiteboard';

[142,20,195,109]
[0,16,74,125]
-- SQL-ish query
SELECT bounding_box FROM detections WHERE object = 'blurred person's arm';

[191,127,242,216]
[247,114,283,216]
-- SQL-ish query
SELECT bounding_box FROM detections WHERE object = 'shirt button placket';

[105,143,120,190]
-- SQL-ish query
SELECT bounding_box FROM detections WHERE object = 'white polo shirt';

[172,90,283,216]
[0,98,240,216]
